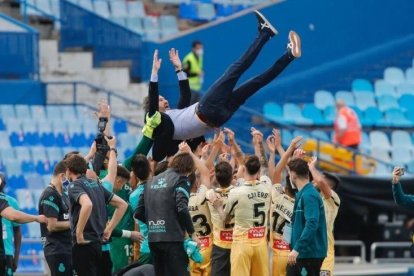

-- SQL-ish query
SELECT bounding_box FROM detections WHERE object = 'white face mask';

[195,49,203,56]
[289,177,297,190]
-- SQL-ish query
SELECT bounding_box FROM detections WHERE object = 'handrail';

[335,240,366,263]
[239,105,397,174]
[370,241,413,264]
[19,0,61,24]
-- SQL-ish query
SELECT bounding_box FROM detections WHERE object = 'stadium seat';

[391,147,412,167]
[283,104,312,125]
[0,131,11,148]
[359,132,370,153]
[311,130,329,141]
[9,132,24,147]
[118,133,138,149]
[40,133,55,147]
[335,91,355,106]
[111,17,127,27]
[396,82,414,95]
[216,4,240,17]
[377,95,399,112]
[8,175,26,190]
[382,108,412,128]
[391,130,413,150]
[71,133,87,147]
[126,17,144,34]
[142,16,161,41]
[36,161,53,175]
[374,80,396,97]
[0,120,5,131]
[52,120,68,135]
[110,1,128,18]
[31,147,48,163]
[406,68,414,83]
[22,120,37,134]
[406,109,414,123]
[55,133,71,147]
[197,3,216,20]
[179,3,198,20]
[352,78,373,92]
[113,119,128,133]
[127,1,145,17]
[362,107,382,127]
[302,104,328,125]
[67,121,83,136]
[354,92,376,110]
[384,67,405,86]
[60,105,77,118]
[281,129,292,147]
[369,131,391,150]
[5,160,22,176]
[399,94,414,111]
[314,90,335,110]
[0,105,16,119]
[21,161,36,174]
[15,105,32,118]
[94,0,110,18]
[25,174,45,190]
[263,102,283,121]
[5,118,22,133]
[407,160,414,173]
[32,189,44,207]
[0,148,16,161]
[373,162,391,177]
[30,105,46,119]
[46,106,62,119]
[37,119,53,134]
[15,147,32,162]
[323,106,335,124]
[160,15,179,37]
[350,106,363,120]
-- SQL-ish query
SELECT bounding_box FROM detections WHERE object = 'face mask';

[195,49,203,56]
[289,177,297,190]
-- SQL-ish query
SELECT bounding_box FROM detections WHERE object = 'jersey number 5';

[253,202,266,227]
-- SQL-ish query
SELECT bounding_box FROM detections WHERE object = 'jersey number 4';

[253,203,266,227]
[192,214,212,236]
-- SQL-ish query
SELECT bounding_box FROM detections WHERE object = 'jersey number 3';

[192,214,212,236]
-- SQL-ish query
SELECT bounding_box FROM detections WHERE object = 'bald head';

[336,99,346,110]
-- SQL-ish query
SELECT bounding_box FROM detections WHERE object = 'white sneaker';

[287,31,301,58]
[254,10,278,37]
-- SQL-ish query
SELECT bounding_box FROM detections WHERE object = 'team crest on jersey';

[58,263,66,272]
[63,213,69,220]
[152,178,167,189]
[49,196,54,201]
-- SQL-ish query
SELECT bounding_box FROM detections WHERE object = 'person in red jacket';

[333,99,361,149]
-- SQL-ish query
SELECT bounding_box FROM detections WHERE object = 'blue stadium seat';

[110,1,128,17]
[281,129,292,147]
[361,107,382,127]
[46,147,63,163]
[118,133,138,149]
[377,95,399,112]
[27,222,41,238]
[0,120,5,131]
[283,104,312,125]
[314,90,335,110]
[406,109,414,123]
[40,133,55,147]
[0,148,16,161]
[302,104,328,126]
[397,82,414,95]
[111,16,127,27]
[37,119,53,134]
[15,105,32,118]
[369,131,391,150]
[94,0,110,18]
[9,132,24,147]
[323,106,335,123]
[30,105,46,119]
[5,160,22,176]
[8,175,26,190]
[113,119,128,134]
[0,105,16,119]
[216,4,239,17]
[78,0,93,10]
[5,118,22,133]
[46,106,62,119]
[25,174,45,190]
[354,92,376,110]
[406,68,414,83]
[391,147,411,167]
[359,132,370,153]
[263,102,282,121]
[407,160,414,173]
[127,1,145,17]
[26,133,40,146]
[197,3,216,21]
[60,105,77,118]
[352,78,373,93]
[21,161,36,173]
[335,91,355,106]
[311,130,329,141]
[82,119,97,137]
[399,94,414,111]
[126,17,144,34]
[31,147,48,163]
[22,120,37,134]
[55,133,71,147]
[36,161,53,175]
[0,132,10,148]
[160,15,179,37]
[71,133,87,147]
[179,3,198,20]
[67,121,83,136]
[382,108,413,128]
[292,129,310,140]
[391,130,413,150]
[384,67,405,86]
[142,16,160,41]
[374,80,396,97]
[52,120,68,135]
[16,147,32,162]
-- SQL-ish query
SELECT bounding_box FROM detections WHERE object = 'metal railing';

[335,240,366,263]
[239,105,397,175]
[370,241,413,264]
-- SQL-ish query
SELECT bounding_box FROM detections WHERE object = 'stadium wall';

[0,80,45,104]
[146,0,414,107]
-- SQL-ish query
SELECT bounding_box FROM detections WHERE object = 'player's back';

[227,181,271,244]
[189,185,213,247]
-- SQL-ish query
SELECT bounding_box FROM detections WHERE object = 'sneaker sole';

[254,10,278,36]
[289,31,301,58]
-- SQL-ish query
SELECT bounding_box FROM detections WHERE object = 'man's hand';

[293,148,306,159]
[266,135,276,153]
[272,129,282,148]
[287,249,299,265]
[76,232,90,245]
[130,231,145,242]
[251,127,263,145]
[213,130,225,147]
[308,156,317,169]
[218,153,229,163]
[36,215,47,224]
[96,100,111,119]
[169,48,182,71]
[201,143,211,159]
[103,226,113,242]
[152,50,162,74]
[179,141,191,153]
[191,233,202,248]
[392,166,403,184]
[288,136,303,152]
[105,136,116,149]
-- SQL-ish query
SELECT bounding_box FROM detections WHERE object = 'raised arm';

[205,131,225,170]
[179,142,210,188]
[308,156,331,199]
[148,50,162,116]
[224,128,244,167]
[266,134,276,182]
[101,136,117,185]
[274,136,303,183]
[170,48,191,109]
[251,127,268,174]
[392,167,414,209]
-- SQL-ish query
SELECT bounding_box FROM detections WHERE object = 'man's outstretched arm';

[148,50,162,116]
[170,48,192,109]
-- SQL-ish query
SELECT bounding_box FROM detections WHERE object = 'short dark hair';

[65,155,88,175]
[192,40,202,48]
[131,154,150,181]
[53,161,67,176]
[154,161,169,176]
[117,165,130,180]
[244,155,261,175]
[169,153,195,175]
[188,172,196,186]
[63,151,80,160]
[288,158,310,179]
[215,161,233,188]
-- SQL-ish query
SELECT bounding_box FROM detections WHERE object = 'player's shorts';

[190,244,212,276]
[271,239,290,276]
[110,238,133,273]
[5,255,14,276]
[230,240,269,276]
[45,254,73,276]
[320,251,334,275]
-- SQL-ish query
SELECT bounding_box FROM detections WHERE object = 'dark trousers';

[190,90,202,105]
[98,250,113,276]
[149,242,189,276]
[211,245,230,276]
[72,242,102,276]
[286,258,324,276]
[0,257,6,276]
[198,30,294,127]
[5,255,14,276]
[45,254,73,276]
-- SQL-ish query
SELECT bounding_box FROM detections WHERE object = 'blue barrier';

[59,0,145,80]
[0,80,45,104]
[0,13,39,79]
